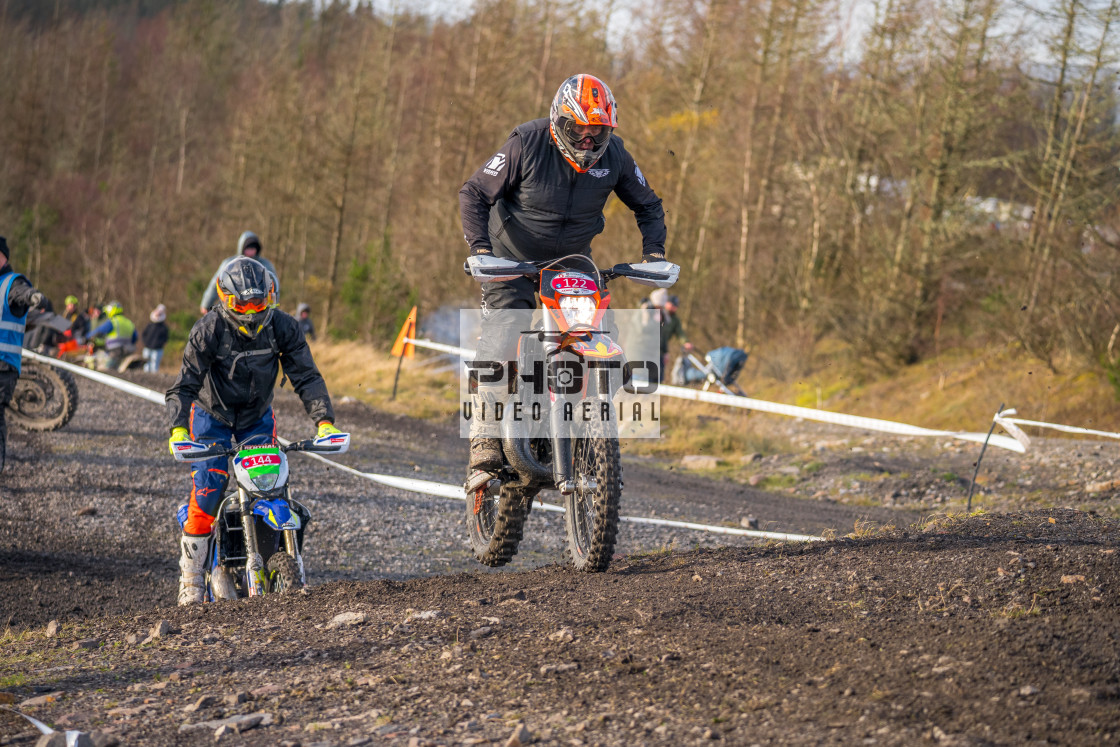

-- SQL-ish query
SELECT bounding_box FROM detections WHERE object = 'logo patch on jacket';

[483,152,507,177]
[588,168,610,178]
[634,164,647,187]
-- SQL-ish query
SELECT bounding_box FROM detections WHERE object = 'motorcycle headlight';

[558,295,598,329]
[251,472,278,492]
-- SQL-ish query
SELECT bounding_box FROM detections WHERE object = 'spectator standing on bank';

[296,303,316,341]
[642,288,692,382]
[199,231,278,316]
[63,295,90,343]
[142,304,169,372]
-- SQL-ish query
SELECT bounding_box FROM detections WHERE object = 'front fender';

[252,498,301,531]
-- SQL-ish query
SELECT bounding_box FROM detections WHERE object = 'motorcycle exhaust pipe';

[500,415,552,483]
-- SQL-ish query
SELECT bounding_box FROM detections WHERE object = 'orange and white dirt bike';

[463,253,678,571]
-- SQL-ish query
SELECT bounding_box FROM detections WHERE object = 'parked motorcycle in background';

[10,311,79,432]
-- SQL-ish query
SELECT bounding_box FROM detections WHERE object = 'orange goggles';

[226,295,269,315]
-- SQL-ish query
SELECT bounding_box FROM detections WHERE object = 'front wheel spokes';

[564,429,622,572]
[572,440,596,549]
[474,485,498,535]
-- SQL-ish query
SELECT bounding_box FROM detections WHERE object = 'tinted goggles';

[562,119,611,146]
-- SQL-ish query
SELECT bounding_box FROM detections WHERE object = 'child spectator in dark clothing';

[297,303,316,341]
[142,304,169,372]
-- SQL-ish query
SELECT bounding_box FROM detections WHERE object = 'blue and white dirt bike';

[171,431,351,600]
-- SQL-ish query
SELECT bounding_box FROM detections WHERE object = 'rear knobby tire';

[564,426,622,572]
[266,552,304,593]
[466,479,534,567]
[7,362,79,432]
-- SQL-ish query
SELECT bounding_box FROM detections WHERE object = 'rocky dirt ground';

[1,372,1118,746]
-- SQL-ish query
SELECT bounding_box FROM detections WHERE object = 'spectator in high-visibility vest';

[88,301,138,369]
[63,295,89,344]
[0,235,46,473]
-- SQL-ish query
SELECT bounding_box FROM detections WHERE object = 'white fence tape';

[292,447,820,542]
[22,349,165,405]
[401,338,1025,453]
[995,407,1120,449]
[22,349,819,542]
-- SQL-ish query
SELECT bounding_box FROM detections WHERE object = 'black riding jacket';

[459,119,666,262]
[166,310,333,432]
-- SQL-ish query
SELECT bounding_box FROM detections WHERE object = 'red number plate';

[241,454,281,469]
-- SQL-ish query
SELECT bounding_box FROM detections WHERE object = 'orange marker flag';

[390,306,417,358]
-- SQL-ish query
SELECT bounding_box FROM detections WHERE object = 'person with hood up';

[142,304,169,372]
[0,236,46,473]
[199,231,278,315]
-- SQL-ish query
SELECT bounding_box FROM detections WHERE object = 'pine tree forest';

[3,0,1120,379]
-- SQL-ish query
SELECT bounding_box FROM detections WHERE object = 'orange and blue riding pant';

[182,404,277,535]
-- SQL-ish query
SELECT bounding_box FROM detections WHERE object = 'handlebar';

[171,433,351,462]
[464,254,679,289]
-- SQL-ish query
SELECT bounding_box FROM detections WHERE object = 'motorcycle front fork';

[238,487,305,596]
[238,487,266,597]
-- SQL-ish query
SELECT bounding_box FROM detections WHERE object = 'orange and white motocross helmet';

[549,74,618,173]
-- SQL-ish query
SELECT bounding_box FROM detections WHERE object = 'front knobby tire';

[466,479,534,567]
[266,552,304,593]
[565,427,622,572]
[7,363,79,432]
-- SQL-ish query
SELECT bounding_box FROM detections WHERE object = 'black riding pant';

[470,277,537,438]
[0,369,18,473]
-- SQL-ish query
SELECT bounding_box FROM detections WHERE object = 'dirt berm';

[1,376,1118,746]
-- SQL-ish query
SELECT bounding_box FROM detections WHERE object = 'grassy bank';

[311,339,1120,459]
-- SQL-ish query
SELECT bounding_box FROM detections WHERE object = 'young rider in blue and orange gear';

[166,257,340,605]
[0,235,46,474]
[458,73,667,478]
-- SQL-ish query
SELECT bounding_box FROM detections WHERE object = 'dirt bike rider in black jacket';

[458,73,668,483]
[165,257,341,606]
[0,236,46,474]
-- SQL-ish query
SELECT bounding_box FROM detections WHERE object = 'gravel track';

[2,371,1118,747]
[1,373,910,629]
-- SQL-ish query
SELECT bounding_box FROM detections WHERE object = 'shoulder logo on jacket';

[483,153,508,177]
[588,168,610,178]
[634,164,647,187]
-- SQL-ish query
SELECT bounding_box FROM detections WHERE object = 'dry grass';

[311,341,460,421]
[743,340,1120,435]
[311,337,1120,458]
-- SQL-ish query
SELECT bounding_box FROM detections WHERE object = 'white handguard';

[311,432,350,454]
[466,254,535,283]
[171,440,217,462]
[627,260,680,288]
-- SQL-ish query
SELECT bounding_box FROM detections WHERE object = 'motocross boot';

[469,437,503,472]
[466,438,502,494]
[177,533,208,605]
